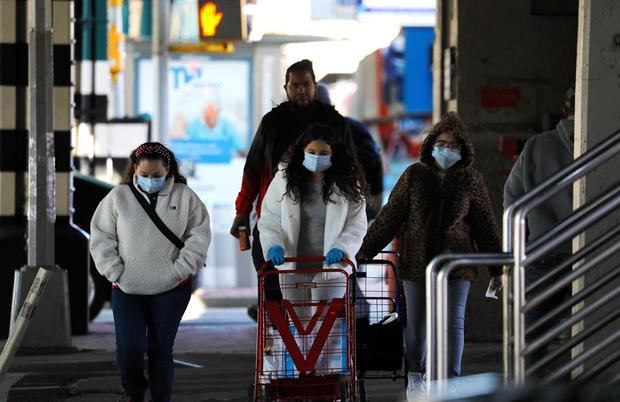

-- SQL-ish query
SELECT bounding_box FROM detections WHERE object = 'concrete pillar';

[572,0,620,378]
[434,0,578,341]
[0,0,89,339]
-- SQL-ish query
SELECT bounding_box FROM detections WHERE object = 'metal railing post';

[427,254,513,390]
[426,255,456,387]
[512,209,528,384]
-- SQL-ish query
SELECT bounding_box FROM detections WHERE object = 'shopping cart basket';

[355,251,405,401]
[252,256,358,401]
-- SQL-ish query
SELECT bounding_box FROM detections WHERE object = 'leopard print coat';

[356,112,501,282]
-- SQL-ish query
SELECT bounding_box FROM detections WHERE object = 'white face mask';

[432,146,461,170]
[303,152,332,173]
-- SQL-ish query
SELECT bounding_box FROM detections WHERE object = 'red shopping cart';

[252,256,358,402]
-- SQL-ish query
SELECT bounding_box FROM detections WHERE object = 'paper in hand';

[485,279,498,299]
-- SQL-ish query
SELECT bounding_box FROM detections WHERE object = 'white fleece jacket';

[258,169,367,273]
[90,176,211,295]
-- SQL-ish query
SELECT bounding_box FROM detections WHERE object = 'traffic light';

[197,0,245,41]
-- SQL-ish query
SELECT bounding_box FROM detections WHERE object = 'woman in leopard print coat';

[356,112,502,392]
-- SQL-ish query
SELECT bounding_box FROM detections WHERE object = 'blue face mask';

[432,146,461,170]
[303,152,332,173]
[136,175,166,193]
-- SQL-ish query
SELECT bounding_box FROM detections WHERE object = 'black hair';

[121,142,187,185]
[285,59,316,86]
[282,124,367,204]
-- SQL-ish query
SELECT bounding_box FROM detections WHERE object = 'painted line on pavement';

[173,359,204,368]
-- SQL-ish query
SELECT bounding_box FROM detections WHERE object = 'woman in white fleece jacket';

[90,142,210,402]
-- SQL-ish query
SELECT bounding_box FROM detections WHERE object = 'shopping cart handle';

[259,256,356,275]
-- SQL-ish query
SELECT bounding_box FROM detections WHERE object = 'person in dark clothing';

[315,83,384,219]
[503,86,575,379]
[229,59,355,320]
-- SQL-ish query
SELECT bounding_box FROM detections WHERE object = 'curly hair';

[282,124,368,205]
[121,142,187,185]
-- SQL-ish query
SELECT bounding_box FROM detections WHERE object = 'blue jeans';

[403,279,471,377]
[111,284,191,402]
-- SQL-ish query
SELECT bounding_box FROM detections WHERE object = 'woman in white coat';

[258,123,368,306]
[258,123,367,374]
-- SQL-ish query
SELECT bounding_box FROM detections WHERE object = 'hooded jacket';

[504,119,574,254]
[357,112,501,282]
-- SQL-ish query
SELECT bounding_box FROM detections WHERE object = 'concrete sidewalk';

[1,298,502,401]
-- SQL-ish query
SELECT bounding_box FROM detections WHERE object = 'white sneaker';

[406,372,426,401]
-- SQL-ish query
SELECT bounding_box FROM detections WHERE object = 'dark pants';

[252,224,282,302]
[111,284,191,402]
[525,254,571,379]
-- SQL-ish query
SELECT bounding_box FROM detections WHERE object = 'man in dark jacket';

[229,60,354,318]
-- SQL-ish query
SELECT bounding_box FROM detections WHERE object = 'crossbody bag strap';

[128,183,185,250]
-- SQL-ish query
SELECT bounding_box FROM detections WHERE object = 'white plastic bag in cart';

[318,317,348,374]
[283,323,317,378]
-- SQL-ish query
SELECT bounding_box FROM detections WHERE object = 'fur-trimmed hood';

[419,112,475,169]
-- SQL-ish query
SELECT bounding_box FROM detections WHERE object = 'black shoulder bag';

[129,183,185,250]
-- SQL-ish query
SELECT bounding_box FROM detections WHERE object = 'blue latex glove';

[325,248,345,265]
[267,246,285,266]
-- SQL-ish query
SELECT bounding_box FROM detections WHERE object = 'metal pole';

[434,255,513,381]
[10,0,72,350]
[502,265,512,383]
[502,201,514,384]
[108,0,125,118]
[0,268,51,379]
[426,254,457,387]
[513,210,528,384]
[427,254,513,392]
[152,0,170,142]
[436,267,450,386]
[28,0,55,267]
[425,259,439,385]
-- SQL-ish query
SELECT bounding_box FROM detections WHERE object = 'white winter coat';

[258,169,367,273]
[90,176,211,295]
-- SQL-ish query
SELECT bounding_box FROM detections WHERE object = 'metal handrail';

[523,284,620,357]
[523,184,620,266]
[575,348,620,384]
[524,235,620,313]
[526,224,620,295]
[526,263,620,336]
[424,129,620,385]
[508,130,620,382]
[502,129,620,252]
[543,329,620,383]
[525,180,620,254]
[526,308,620,376]
[425,253,512,386]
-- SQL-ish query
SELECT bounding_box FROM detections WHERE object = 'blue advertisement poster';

[170,138,234,164]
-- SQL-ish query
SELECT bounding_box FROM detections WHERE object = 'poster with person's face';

[138,56,251,164]
[168,57,250,164]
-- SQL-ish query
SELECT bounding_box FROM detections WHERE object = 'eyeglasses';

[434,140,461,150]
